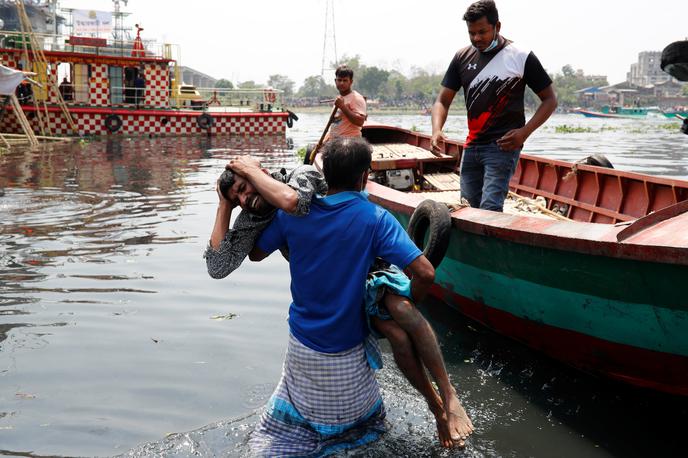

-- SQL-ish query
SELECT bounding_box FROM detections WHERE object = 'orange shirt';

[330,90,367,138]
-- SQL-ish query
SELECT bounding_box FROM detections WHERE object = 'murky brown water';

[1,114,687,457]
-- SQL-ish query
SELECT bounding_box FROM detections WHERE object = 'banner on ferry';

[73,10,112,37]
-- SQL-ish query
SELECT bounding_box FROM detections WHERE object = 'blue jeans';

[460,142,521,212]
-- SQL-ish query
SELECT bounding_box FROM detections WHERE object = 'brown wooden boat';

[361,124,688,396]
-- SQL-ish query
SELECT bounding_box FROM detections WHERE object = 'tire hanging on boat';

[579,154,614,169]
[661,40,688,81]
[407,199,452,268]
[104,114,123,133]
[197,113,214,130]
[286,110,298,128]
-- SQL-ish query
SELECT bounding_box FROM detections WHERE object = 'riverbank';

[287,105,467,115]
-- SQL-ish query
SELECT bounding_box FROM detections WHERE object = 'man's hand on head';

[216,178,235,208]
[227,155,262,176]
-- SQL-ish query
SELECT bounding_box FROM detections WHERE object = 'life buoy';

[104,114,123,133]
[197,113,213,130]
[407,199,452,268]
[263,89,277,104]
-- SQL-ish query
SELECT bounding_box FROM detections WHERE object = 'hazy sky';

[63,0,687,87]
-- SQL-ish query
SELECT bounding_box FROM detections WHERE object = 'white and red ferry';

[0,10,293,137]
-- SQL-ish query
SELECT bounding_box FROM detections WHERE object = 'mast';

[320,0,338,77]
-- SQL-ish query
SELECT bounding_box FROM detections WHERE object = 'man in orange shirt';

[330,65,367,138]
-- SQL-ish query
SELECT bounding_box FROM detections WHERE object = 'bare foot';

[428,401,453,448]
[445,390,474,448]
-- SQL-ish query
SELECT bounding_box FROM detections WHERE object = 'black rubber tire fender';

[286,110,298,128]
[197,113,214,130]
[661,41,688,82]
[104,114,123,133]
[581,153,614,169]
[407,199,452,268]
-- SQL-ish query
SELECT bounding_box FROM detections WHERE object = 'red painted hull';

[0,105,288,137]
[431,284,688,396]
[362,125,688,397]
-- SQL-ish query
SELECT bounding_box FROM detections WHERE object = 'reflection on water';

[0,116,687,457]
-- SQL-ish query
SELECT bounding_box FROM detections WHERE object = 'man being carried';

[246,137,445,454]
[431,0,557,211]
[205,142,473,449]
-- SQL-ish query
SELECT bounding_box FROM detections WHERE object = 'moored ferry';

[0,6,294,138]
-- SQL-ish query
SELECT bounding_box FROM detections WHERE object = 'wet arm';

[210,200,232,250]
[404,255,436,303]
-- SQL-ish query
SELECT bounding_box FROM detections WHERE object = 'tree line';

[215,57,612,109]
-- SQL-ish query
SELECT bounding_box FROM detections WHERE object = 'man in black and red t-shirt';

[431,0,557,211]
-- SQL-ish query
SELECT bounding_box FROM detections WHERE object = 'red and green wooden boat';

[361,124,688,396]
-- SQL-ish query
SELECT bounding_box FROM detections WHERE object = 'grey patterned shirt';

[204,165,328,279]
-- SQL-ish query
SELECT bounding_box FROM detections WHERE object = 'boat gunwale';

[362,125,688,266]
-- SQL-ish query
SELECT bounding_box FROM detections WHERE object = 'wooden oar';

[307,105,338,164]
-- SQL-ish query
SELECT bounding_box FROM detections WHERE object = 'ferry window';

[109,66,124,104]
[124,67,140,104]
[57,63,74,102]
[73,63,89,103]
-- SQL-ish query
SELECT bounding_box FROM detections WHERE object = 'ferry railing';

[0,30,171,60]
[192,87,285,112]
[32,83,285,113]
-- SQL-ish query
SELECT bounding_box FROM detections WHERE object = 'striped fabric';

[249,334,387,456]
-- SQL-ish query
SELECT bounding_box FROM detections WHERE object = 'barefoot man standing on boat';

[431,0,557,211]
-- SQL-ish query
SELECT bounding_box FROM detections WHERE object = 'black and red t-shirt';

[441,38,552,147]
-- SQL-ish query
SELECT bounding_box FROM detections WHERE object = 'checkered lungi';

[249,334,387,457]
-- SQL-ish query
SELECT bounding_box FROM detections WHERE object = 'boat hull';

[362,125,688,396]
[0,105,288,137]
[378,198,688,396]
[574,108,644,119]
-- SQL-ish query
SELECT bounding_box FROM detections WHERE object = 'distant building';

[627,51,672,86]
[179,66,217,88]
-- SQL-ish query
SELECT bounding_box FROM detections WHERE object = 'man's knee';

[385,294,424,331]
[373,317,413,353]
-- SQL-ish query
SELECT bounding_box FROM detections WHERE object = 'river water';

[0,114,686,457]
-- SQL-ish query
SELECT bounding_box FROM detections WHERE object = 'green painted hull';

[390,211,688,394]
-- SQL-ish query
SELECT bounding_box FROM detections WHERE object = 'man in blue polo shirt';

[246,137,436,456]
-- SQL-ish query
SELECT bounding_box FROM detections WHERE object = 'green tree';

[214,79,234,89]
[335,54,362,75]
[267,74,295,97]
[549,65,609,108]
[357,66,390,99]
[561,64,575,78]
[296,75,336,99]
[238,80,262,89]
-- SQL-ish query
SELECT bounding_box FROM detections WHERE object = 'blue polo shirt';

[256,191,422,353]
